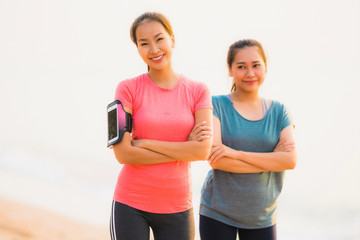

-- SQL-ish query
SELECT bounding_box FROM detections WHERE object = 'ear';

[228,65,233,77]
[171,34,175,48]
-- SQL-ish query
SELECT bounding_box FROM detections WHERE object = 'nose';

[246,68,255,77]
[149,42,159,54]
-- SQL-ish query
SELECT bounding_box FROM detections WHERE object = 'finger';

[276,139,286,147]
[275,139,287,148]
[188,123,206,140]
[199,130,212,136]
[194,121,207,129]
[197,126,212,134]
[275,143,295,152]
[193,123,207,135]
[210,144,219,155]
[189,122,203,137]
[198,124,211,129]
[209,145,220,161]
[211,149,225,163]
[209,147,222,163]
[196,131,213,138]
[199,135,211,141]
[212,142,221,147]
[193,130,211,141]
[194,121,210,130]
[275,144,286,151]
[195,135,211,142]
[284,144,296,151]
[194,135,207,142]
[209,150,217,163]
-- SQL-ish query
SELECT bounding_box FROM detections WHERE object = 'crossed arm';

[208,116,297,173]
[112,107,213,165]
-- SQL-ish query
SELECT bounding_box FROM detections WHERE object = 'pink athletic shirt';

[113,73,212,213]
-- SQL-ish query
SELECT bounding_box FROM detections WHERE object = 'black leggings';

[110,201,195,240]
[200,215,276,240]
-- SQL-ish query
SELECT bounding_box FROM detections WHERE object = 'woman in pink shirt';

[110,12,213,240]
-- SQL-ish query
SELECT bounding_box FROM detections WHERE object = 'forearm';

[112,133,177,165]
[235,150,297,172]
[210,157,266,173]
[138,139,212,162]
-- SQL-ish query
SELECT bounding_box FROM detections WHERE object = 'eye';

[140,42,148,46]
[157,37,164,41]
[237,65,246,69]
[253,64,261,68]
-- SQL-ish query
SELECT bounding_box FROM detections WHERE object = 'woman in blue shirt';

[199,39,297,240]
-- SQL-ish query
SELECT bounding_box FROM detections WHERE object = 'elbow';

[180,140,212,162]
[197,148,211,161]
[184,148,211,162]
[113,144,131,164]
[209,161,220,169]
[287,152,298,170]
[112,133,133,164]
[198,138,213,160]
[286,160,296,170]
[289,157,297,170]
[113,149,126,164]
[192,142,212,162]
[273,151,297,171]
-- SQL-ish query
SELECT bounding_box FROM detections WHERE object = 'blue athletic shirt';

[200,95,292,229]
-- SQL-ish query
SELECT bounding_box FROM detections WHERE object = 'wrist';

[139,139,148,148]
[235,150,245,160]
[131,139,147,149]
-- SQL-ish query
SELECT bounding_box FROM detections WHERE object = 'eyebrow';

[138,33,164,42]
[235,61,261,65]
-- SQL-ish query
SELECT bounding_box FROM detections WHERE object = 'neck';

[231,89,260,103]
[148,67,179,88]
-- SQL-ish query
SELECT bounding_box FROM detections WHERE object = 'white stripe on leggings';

[111,201,117,240]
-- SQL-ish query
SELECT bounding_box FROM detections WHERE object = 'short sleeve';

[194,82,212,111]
[280,104,293,130]
[212,96,221,119]
[114,79,133,109]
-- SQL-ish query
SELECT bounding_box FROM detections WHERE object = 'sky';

[0,0,359,237]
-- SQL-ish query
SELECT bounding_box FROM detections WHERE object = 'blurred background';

[0,0,359,239]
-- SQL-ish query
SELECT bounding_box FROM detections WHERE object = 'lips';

[243,80,258,83]
[151,54,165,61]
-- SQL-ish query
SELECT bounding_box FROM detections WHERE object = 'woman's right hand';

[273,137,296,152]
[187,121,212,142]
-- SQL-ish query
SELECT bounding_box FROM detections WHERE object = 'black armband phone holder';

[107,100,132,147]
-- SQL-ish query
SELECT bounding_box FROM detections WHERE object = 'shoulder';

[212,95,229,104]
[115,74,148,103]
[268,99,288,111]
[212,95,230,113]
[115,74,149,98]
[268,99,293,124]
[116,73,147,89]
[180,75,209,92]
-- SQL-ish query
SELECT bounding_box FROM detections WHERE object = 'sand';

[0,197,110,240]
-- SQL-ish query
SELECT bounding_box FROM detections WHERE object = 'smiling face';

[135,20,175,72]
[228,46,267,94]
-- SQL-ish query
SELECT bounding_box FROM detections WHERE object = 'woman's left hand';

[273,137,296,153]
[208,143,236,163]
[187,121,212,142]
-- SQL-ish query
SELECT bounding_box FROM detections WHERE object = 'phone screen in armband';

[107,100,132,147]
